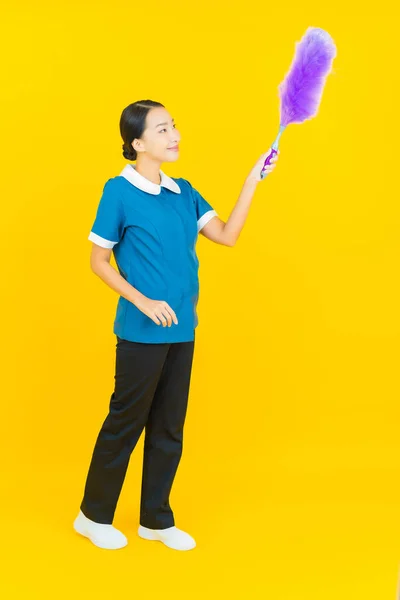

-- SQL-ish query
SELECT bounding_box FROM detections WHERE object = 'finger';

[155,311,168,327]
[162,311,172,327]
[160,303,173,326]
[164,304,178,325]
[162,309,172,327]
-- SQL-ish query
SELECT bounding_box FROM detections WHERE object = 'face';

[132,107,181,162]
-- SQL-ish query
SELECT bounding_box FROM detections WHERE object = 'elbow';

[90,245,113,272]
[90,256,98,272]
[221,227,236,247]
[90,261,100,276]
[90,257,109,274]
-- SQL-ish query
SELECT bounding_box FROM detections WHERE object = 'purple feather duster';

[260,27,337,178]
[279,27,337,126]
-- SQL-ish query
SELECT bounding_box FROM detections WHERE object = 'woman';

[73,100,279,551]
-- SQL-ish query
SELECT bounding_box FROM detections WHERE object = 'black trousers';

[80,334,195,529]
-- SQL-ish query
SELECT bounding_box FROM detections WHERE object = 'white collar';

[119,163,181,195]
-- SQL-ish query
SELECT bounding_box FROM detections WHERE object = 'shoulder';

[101,176,136,203]
[173,177,191,190]
[97,177,127,215]
[173,177,196,202]
[102,176,127,193]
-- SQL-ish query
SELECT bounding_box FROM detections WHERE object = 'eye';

[159,124,177,133]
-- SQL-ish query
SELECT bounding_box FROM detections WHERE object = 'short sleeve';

[184,179,218,232]
[88,179,126,248]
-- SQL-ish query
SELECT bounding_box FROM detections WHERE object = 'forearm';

[91,260,144,307]
[222,177,258,246]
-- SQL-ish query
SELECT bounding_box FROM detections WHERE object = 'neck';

[134,155,162,185]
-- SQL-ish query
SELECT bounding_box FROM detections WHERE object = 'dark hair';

[120,100,165,161]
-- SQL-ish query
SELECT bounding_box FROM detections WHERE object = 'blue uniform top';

[88,163,218,343]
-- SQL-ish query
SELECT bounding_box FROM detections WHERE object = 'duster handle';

[260,148,278,179]
[260,125,286,180]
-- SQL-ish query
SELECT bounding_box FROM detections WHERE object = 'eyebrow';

[155,118,175,128]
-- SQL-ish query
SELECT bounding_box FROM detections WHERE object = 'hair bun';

[122,144,135,160]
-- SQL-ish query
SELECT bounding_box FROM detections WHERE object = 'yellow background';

[1,1,400,598]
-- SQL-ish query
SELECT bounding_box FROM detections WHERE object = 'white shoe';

[138,524,196,551]
[73,510,128,550]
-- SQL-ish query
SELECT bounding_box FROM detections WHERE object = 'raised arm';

[200,150,279,246]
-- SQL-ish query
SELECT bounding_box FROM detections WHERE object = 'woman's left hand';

[246,149,280,184]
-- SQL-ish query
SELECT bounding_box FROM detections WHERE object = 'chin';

[166,153,179,162]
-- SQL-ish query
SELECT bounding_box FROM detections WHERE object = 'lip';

[168,146,179,151]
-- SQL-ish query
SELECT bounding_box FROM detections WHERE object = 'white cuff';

[197,210,217,232]
[88,231,117,248]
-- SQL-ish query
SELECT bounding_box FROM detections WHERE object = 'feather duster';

[261,27,337,179]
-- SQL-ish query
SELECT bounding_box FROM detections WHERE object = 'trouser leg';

[80,338,169,524]
[139,339,195,529]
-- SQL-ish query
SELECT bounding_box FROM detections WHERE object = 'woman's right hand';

[134,295,178,327]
